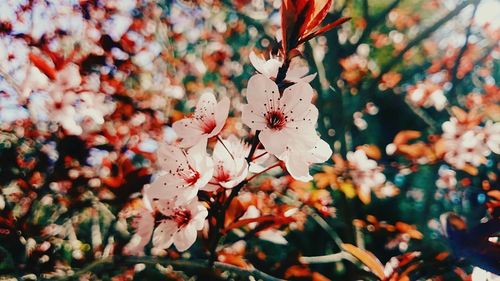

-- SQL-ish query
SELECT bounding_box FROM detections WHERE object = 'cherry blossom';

[278,138,332,182]
[207,135,249,190]
[484,121,500,154]
[172,91,230,147]
[151,197,208,252]
[441,118,490,168]
[249,51,316,83]
[436,167,457,190]
[145,141,213,205]
[347,150,386,204]
[241,74,319,156]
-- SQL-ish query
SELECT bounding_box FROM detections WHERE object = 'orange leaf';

[341,243,385,280]
[461,164,478,176]
[487,190,500,201]
[393,130,421,146]
[356,144,382,160]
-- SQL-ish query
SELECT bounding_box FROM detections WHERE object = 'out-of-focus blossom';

[172,91,230,148]
[347,149,386,204]
[436,167,457,189]
[440,118,494,169]
[407,83,447,111]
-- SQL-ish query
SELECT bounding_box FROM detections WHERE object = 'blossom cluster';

[127,48,333,252]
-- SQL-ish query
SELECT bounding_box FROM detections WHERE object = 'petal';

[280,82,314,118]
[309,138,332,163]
[155,199,175,216]
[259,129,288,156]
[249,51,282,78]
[152,220,176,249]
[284,151,313,182]
[156,144,188,172]
[208,96,230,137]
[241,104,266,130]
[195,91,217,118]
[191,204,209,230]
[145,173,184,200]
[173,224,198,252]
[172,118,203,139]
[246,74,280,117]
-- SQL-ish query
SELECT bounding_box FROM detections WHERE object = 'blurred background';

[0,0,498,280]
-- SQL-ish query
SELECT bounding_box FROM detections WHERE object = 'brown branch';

[448,1,480,100]
[364,0,480,99]
[343,0,402,56]
[58,257,285,281]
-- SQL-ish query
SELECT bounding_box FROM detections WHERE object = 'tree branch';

[367,0,480,93]
[343,0,402,56]
[447,1,480,101]
[58,257,285,281]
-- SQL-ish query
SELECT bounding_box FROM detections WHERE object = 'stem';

[216,136,235,160]
[448,1,480,102]
[58,257,285,281]
[246,162,281,182]
[252,151,268,161]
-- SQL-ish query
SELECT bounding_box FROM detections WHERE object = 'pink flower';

[241,74,319,156]
[208,135,249,190]
[441,118,490,168]
[249,51,316,83]
[151,197,208,252]
[172,91,229,147]
[145,142,213,205]
[347,150,386,204]
[278,138,332,182]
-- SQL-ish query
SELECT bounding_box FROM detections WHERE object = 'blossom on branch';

[173,91,230,148]
[145,142,213,205]
[208,135,250,190]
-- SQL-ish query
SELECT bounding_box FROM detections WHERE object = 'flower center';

[214,163,231,182]
[266,110,286,130]
[173,209,192,228]
[184,170,200,186]
[200,118,217,134]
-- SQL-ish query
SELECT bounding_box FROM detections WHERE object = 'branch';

[343,0,402,56]
[368,0,480,92]
[448,1,480,100]
[58,257,285,281]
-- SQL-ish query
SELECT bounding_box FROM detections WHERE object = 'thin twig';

[246,162,281,182]
[343,0,402,56]
[58,257,285,281]
[216,136,235,160]
[448,1,480,100]
[367,0,480,94]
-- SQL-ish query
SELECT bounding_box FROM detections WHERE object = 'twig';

[367,0,480,94]
[304,205,343,249]
[58,257,285,281]
[216,136,235,160]
[448,1,480,100]
[300,252,356,264]
[343,0,402,56]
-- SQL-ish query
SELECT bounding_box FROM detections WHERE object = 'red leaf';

[28,53,57,80]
